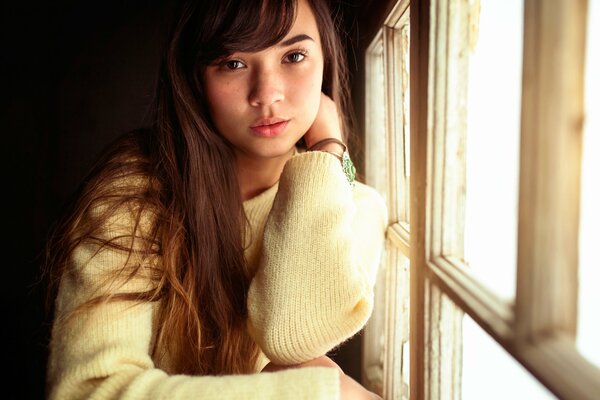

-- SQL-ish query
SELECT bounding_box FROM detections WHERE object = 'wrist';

[306,138,356,186]
[304,132,343,150]
[309,141,346,158]
[307,137,346,152]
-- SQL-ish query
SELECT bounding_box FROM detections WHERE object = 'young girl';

[44,0,387,398]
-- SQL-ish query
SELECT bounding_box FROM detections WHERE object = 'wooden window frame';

[361,0,600,399]
[362,2,413,399]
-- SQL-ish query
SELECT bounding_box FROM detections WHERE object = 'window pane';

[463,0,523,300]
[392,23,410,225]
[366,38,388,205]
[363,35,389,397]
[363,236,387,395]
[462,315,557,399]
[577,0,600,369]
[384,246,410,400]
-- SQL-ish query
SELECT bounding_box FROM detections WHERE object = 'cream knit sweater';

[47,151,387,399]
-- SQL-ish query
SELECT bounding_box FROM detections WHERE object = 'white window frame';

[363,2,418,399]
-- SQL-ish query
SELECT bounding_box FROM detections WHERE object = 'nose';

[248,69,284,107]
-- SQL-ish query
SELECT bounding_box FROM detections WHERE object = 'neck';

[236,148,295,201]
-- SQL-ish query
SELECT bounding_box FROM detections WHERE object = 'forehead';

[284,0,321,44]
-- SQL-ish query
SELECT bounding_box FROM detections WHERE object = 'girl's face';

[203,0,324,160]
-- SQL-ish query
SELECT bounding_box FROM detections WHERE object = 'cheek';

[205,83,232,119]
[203,79,247,136]
[289,65,323,118]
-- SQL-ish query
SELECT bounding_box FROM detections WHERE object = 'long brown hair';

[44,0,353,376]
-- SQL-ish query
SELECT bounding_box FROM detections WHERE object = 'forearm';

[247,151,386,365]
[48,276,340,400]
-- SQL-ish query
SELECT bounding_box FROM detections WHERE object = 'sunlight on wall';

[577,0,600,370]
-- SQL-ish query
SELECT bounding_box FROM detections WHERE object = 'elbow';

[247,288,374,365]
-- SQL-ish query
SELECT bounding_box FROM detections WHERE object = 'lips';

[250,117,290,138]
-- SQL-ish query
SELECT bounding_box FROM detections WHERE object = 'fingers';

[304,93,343,148]
[264,356,382,400]
[261,355,342,373]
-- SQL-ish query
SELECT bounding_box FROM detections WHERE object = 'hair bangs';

[197,0,297,64]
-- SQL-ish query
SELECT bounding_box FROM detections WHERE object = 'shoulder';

[90,130,157,198]
[73,130,161,231]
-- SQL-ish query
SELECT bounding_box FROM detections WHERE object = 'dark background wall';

[3,1,392,397]
[4,2,170,398]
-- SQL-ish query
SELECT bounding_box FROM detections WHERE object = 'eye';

[222,59,246,70]
[283,50,307,64]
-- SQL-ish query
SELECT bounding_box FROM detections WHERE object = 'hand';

[339,372,383,400]
[262,356,382,400]
[261,355,341,373]
[303,92,344,150]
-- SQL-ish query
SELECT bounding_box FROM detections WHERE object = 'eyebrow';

[279,34,314,47]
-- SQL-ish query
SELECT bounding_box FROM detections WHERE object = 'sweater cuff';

[283,150,352,192]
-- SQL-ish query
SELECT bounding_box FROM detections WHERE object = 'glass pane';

[383,246,410,400]
[462,315,557,399]
[577,0,600,369]
[392,23,410,225]
[363,236,387,395]
[366,39,389,206]
[463,0,523,300]
[363,36,390,397]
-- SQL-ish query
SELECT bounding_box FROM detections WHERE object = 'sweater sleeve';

[247,151,388,365]
[47,197,340,400]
